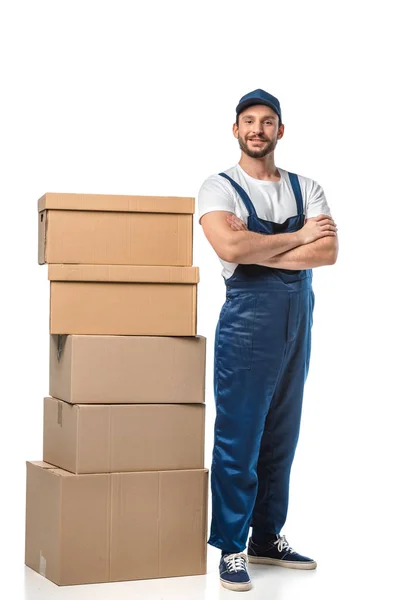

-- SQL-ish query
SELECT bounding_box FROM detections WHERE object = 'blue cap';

[236,89,282,121]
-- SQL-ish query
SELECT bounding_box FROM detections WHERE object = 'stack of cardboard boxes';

[25,192,208,586]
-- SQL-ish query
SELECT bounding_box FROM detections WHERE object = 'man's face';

[233,105,284,158]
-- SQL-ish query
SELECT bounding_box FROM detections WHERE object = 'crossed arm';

[225,213,338,269]
[200,211,338,270]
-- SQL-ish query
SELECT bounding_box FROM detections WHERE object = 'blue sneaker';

[247,535,317,570]
[219,552,252,591]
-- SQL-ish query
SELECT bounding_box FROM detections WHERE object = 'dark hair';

[236,111,282,128]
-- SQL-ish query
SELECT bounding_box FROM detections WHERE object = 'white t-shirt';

[197,163,331,279]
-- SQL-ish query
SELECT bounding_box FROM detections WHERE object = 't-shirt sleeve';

[196,175,236,223]
[305,180,332,219]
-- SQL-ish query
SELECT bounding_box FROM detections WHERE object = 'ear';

[277,124,285,140]
[232,122,239,139]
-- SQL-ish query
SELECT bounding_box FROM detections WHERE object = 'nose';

[251,122,263,135]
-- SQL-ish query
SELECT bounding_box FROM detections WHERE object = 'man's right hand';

[297,214,337,245]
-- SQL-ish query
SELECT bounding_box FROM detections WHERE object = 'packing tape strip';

[57,401,63,426]
[39,551,46,577]
[57,334,67,361]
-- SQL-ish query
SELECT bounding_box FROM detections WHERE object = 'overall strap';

[218,173,257,217]
[288,172,304,215]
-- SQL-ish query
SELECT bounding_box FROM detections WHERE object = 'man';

[197,89,338,592]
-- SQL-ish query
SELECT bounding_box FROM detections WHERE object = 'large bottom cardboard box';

[48,264,199,336]
[25,462,208,586]
[50,334,206,404]
[43,397,205,473]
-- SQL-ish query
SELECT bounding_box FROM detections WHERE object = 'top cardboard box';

[38,192,194,266]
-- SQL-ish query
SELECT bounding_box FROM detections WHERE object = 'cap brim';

[236,99,280,118]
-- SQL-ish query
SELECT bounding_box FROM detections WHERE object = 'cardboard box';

[50,334,206,404]
[48,264,199,336]
[43,397,205,474]
[25,461,208,586]
[38,192,194,266]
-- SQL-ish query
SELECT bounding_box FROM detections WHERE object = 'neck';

[238,154,280,181]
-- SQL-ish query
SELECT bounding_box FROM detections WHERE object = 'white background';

[0,1,399,599]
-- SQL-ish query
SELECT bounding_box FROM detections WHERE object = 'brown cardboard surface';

[110,470,208,582]
[39,210,193,266]
[50,335,206,404]
[38,193,194,266]
[49,280,197,335]
[38,211,46,265]
[25,462,208,586]
[43,397,205,473]
[38,192,195,213]
[48,264,199,283]
[25,462,111,585]
[25,460,62,583]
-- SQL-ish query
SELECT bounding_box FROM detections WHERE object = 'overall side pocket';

[217,293,257,371]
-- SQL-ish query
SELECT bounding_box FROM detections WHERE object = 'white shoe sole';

[248,556,317,570]
[220,578,253,591]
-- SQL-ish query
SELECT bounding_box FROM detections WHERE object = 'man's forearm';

[257,237,338,269]
[229,230,303,263]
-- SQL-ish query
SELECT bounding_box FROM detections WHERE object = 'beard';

[238,134,277,158]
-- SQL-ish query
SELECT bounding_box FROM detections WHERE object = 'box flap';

[38,193,194,214]
[27,461,55,470]
[27,460,76,476]
[48,264,200,284]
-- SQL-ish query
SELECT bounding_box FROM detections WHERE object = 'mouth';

[249,138,267,143]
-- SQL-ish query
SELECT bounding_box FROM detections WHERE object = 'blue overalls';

[209,171,315,553]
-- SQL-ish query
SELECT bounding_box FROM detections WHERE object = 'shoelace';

[274,535,295,554]
[224,552,248,572]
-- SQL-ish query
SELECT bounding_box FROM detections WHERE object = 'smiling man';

[198,89,338,592]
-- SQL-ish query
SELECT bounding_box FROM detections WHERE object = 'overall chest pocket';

[217,292,257,370]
